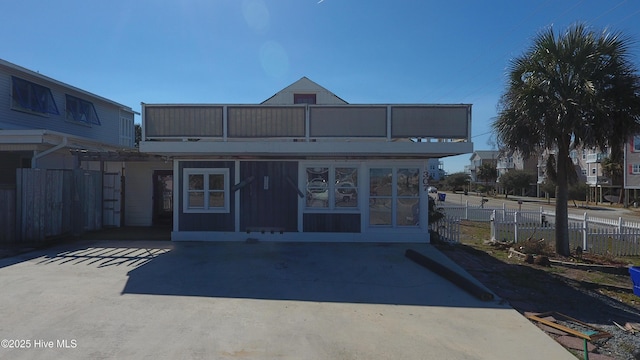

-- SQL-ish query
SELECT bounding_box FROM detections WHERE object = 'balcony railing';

[587,176,611,185]
[496,161,514,169]
[142,104,471,142]
[586,153,608,163]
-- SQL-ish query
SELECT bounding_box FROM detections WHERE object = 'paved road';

[435,191,639,223]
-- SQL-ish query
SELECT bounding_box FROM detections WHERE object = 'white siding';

[0,62,135,148]
[262,77,347,105]
[34,152,76,169]
[119,110,135,147]
[124,161,172,226]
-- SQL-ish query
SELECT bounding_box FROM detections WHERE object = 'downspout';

[31,136,68,168]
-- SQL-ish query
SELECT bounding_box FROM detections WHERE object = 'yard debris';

[613,321,627,332]
[524,254,534,264]
[611,320,640,335]
[485,239,513,250]
[623,322,640,334]
[526,312,613,360]
[533,255,551,267]
[508,247,525,259]
[525,312,612,341]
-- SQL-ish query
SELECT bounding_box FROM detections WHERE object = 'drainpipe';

[31,136,68,168]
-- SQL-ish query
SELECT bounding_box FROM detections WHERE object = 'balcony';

[586,153,608,163]
[140,104,472,158]
[586,176,611,185]
[496,161,514,169]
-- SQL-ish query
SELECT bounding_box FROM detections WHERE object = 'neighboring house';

[466,150,498,182]
[426,158,444,181]
[0,58,137,241]
[139,77,473,242]
[571,146,614,202]
[494,151,537,196]
[624,135,640,204]
[536,146,614,201]
[0,59,136,173]
[496,151,537,179]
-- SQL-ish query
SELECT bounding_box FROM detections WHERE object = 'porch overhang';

[0,129,123,151]
[139,140,473,159]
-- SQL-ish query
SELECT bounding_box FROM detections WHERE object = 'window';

[183,169,229,213]
[305,166,358,209]
[11,76,59,115]
[66,95,100,125]
[294,93,316,104]
[631,164,640,175]
[369,167,420,227]
[119,116,133,147]
[633,136,640,152]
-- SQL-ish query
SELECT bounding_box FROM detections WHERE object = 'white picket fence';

[437,201,640,256]
[438,202,547,223]
[491,210,640,257]
[430,217,461,244]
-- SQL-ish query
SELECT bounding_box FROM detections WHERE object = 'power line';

[472,131,492,139]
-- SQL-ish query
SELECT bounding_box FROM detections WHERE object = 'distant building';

[537,146,614,201]
[625,135,640,203]
[426,158,444,181]
[465,150,498,182]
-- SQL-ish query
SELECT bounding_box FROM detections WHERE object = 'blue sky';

[2,0,640,173]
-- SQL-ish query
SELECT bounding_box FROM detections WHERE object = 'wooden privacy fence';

[0,186,16,244]
[7,169,103,246]
[491,210,640,257]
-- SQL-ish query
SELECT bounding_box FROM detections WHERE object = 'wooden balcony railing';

[142,104,471,142]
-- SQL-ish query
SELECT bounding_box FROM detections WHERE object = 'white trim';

[1,58,136,113]
[171,230,429,243]
[182,168,230,213]
[140,140,473,158]
[173,160,179,232]
[301,163,360,212]
[364,161,427,231]
[234,160,240,232]
[171,158,430,242]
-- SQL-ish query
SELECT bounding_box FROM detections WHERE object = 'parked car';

[427,186,438,193]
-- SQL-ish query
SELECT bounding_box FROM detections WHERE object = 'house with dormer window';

[138,77,473,242]
[0,58,137,242]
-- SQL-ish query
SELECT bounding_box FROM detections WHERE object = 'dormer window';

[11,76,59,116]
[65,94,101,125]
[294,93,316,104]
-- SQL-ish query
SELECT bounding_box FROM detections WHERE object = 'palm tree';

[493,23,640,256]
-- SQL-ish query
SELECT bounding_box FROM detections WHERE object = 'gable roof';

[0,58,136,114]
[470,150,499,160]
[261,76,348,104]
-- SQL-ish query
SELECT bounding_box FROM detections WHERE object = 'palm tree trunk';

[555,146,571,256]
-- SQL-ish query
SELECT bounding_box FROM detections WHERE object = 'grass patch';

[455,220,640,308]
[459,220,491,245]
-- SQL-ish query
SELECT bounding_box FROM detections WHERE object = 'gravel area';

[437,243,640,360]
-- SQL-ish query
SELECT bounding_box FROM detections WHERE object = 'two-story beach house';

[139,77,472,242]
[0,58,136,241]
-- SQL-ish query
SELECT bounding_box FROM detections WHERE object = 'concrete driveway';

[0,240,574,359]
